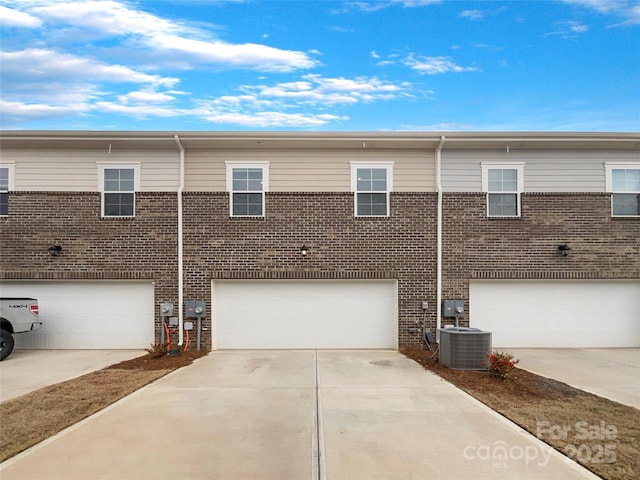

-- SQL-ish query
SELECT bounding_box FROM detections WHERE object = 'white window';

[606,164,640,217]
[0,163,15,217]
[98,164,140,217]
[226,162,269,217]
[482,163,524,217]
[351,162,393,217]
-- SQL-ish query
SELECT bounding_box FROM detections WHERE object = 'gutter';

[174,135,185,346]
[435,135,446,336]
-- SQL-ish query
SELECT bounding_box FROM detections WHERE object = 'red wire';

[163,322,171,350]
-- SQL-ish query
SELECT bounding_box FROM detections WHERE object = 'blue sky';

[1,0,639,131]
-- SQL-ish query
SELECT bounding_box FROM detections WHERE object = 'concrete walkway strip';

[0,349,147,401]
[1,350,600,479]
[508,348,640,409]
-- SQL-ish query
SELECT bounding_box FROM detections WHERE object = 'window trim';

[481,162,525,218]
[0,162,15,217]
[350,161,394,217]
[225,161,270,217]
[605,163,640,218]
[97,162,140,218]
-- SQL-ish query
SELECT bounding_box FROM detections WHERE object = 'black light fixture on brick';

[300,244,309,256]
[48,245,62,256]
[557,244,571,256]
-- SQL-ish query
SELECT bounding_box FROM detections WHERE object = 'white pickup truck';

[0,298,42,361]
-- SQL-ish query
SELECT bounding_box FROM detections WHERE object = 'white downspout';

[436,135,446,336]
[174,135,185,346]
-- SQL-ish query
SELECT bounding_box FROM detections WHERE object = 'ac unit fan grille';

[439,328,492,370]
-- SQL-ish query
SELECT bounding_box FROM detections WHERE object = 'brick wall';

[441,192,640,325]
[1,191,439,349]
[2,190,637,349]
[0,191,179,342]
[183,192,438,348]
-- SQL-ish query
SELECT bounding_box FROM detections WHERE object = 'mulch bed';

[401,346,640,480]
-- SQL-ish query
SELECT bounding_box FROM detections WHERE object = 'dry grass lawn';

[402,347,640,480]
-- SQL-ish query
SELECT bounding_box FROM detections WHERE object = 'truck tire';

[0,329,15,361]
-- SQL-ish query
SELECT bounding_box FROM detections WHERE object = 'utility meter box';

[443,300,465,317]
[185,300,207,318]
[159,302,174,317]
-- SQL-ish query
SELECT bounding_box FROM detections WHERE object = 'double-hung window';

[482,163,524,217]
[606,164,640,217]
[98,164,140,217]
[226,162,269,217]
[0,163,14,216]
[351,162,393,217]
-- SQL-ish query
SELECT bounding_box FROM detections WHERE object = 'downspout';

[435,135,446,336]
[174,135,185,346]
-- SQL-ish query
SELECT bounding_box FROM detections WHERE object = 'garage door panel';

[214,280,397,349]
[470,280,640,348]
[1,281,154,349]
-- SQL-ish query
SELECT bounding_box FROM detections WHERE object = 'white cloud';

[326,25,354,33]
[118,90,185,105]
[0,48,182,126]
[150,35,317,72]
[30,0,181,37]
[247,74,410,106]
[15,0,318,71]
[93,101,183,118]
[474,43,504,51]
[562,0,640,25]
[0,100,89,126]
[459,6,508,22]
[563,0,627,15]
[3,68,408,127]
[1,48,178,88]
[0,5,42,27]
[195,111,347,128]
[459,9,484,20]
[193,74,410,127]
[546,20,590,37]
[392,0,442,6]
[0,1,329,127]
[338,0,441,13]
[404,55,480,74]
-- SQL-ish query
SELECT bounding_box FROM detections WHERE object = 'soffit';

[1,131,638,151]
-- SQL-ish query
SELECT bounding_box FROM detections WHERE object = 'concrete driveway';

[508,348,640,409]
[1,350,598,480]
[0,350,147,401]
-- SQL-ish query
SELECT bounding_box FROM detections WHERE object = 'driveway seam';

[314,350,327,480]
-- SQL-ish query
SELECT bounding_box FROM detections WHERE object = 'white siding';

[186,149,435,192]
[3,148,179,192]
[442,150,639,192]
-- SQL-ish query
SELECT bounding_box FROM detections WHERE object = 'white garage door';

[1,281,154,349]
[470,280,640,348]
[213,280,398,349]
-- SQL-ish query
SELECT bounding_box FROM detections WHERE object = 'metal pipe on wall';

[174,135,185,346]
[435,135,446,337]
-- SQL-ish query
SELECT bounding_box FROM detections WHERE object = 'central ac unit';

[438,327,491,370]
